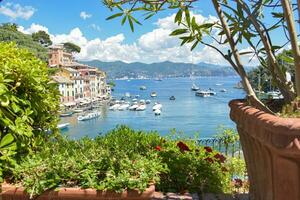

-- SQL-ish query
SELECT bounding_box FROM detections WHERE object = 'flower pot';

[229,99,300,200]
[0,183,155,200]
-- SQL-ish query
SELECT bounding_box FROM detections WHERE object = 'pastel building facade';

[49,45,109,105]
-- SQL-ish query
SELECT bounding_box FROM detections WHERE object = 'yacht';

[195,91,211,97]
[191,84,200,91]
[125,92,131,98]
[146,99,151,104]
[139,99,146,104]
[129,103,139,110]
[77,112,101,121]
[150,92,157,97]
[154,109,161,116]
[118,103,130,111]
[220,89,227,92]
[109,104,121,110]
[152,102,162,111]
[136,104,147,111]
[132,98,138,102]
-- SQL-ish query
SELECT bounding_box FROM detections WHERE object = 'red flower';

[177,141,190,152]
[214,153,226,163]
[204,146,213,153]
[234,178,243,188]
[155,145,161,151]
[204,157,214,163]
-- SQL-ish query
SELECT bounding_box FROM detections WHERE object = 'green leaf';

[106,13,123,20]
[0,133,14,148]
[271,12,284,18]
[175,9,183,25]
[185,8,191,27]
[170,29,188,36]
[128,16,134,32]
[191,41,199,51]
[121,16,127,25]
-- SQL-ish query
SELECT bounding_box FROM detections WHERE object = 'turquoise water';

[60,77,245,139]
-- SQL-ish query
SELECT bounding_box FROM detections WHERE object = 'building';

[49,45,109,105]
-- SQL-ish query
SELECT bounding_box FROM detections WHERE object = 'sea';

[60,76,245,139]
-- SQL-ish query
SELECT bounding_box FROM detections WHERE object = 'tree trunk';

[211,0,273,114]
[281,0,300,97]
[236,0,296,103]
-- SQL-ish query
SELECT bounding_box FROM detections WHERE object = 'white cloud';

[18,23,49,34]
[80,11,92,20]
[20,12,257,66]
[0,3,36,20]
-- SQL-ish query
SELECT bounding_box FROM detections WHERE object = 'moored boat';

[220,89,227,92]
[136,104,147,111]
[191,84,200,91]
[118,103,130,111]
[140,86,147,90]
[77,112,101,121]
[57,123,70,130]
[154,109,161,116]
[152,102,162,111]
[109,104,121,110]
[169,96,176,100]
[146,99,151,104]
[195,91,211,97]
[150,92,157,97]
[60,111,73,117]
[129,103,139,110]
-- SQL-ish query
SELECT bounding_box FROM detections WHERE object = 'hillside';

[0,27,48,61]
[81,60,237,79]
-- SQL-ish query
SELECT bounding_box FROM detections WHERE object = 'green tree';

[0,42,60,182]
[63,42,81,53]
[32,30,52,47]
[0,23,18,32]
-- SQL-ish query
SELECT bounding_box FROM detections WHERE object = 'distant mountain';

[80,60,238,79]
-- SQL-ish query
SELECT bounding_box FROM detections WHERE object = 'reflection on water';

[60,77,245,139]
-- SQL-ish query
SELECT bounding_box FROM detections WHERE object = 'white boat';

[109,104,121,110]
[191,84,200,91]
[57,123,70,130]
[77,112,101,121]
[195,91,211,97]
[125,92,131,98]
[118,103,130,111]
[135,95,140,98]
[136,104,147,111]
[152,103,162,111]
[216,83,223,86]
[146,100,151,104]
[154,109,161,116]
[150,92,157,97]
[139,99,146,104]
[73,109,83,113]
[140,86,147,90]
[132,98,138,102]
[129,103,139,110]
[220,89,227,92]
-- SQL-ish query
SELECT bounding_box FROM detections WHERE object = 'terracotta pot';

[1,183,155,200]
[229,99,300,200]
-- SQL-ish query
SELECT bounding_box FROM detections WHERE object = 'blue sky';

[0,0,290,65]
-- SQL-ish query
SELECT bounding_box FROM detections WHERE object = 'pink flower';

[155,145,161,151]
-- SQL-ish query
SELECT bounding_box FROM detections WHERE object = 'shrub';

[6,126,234,197]
[0,42,60,182]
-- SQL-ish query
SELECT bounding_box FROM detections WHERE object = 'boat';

[77,112,101,121]
[109,104,121,110]
[150,92,157,97]
[139,99,146,104]
[220,89,227,92]
[216,83,223,86]
[57,123,70,130]
[132,98,138,102]
[195,91,211,97]
[191,84,200,91]
[118,103,130,111]
[60,111,73,117]
[136,104,147,111]
[267,91,283,99]
[154,109,161,116]
[152,103,162,111]
[146,99,151,104]
[234,81,244,89]
[125,92,131,98]
[135,95,140,98]
[73,109,84,113]
[140,86,147,90]
[129,103,139,110]
[208,91,217,95]
[169,96,176,100]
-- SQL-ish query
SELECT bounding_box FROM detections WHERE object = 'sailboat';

[191,83,200,91]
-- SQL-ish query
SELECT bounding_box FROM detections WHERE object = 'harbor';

[59,76,245,139]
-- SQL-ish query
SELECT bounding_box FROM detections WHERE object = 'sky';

[0,0,289,65]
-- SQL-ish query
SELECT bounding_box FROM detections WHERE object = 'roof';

[51,76,72,84]
[63,67,78,73]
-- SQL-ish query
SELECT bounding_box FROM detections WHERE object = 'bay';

[60,76,245,139]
